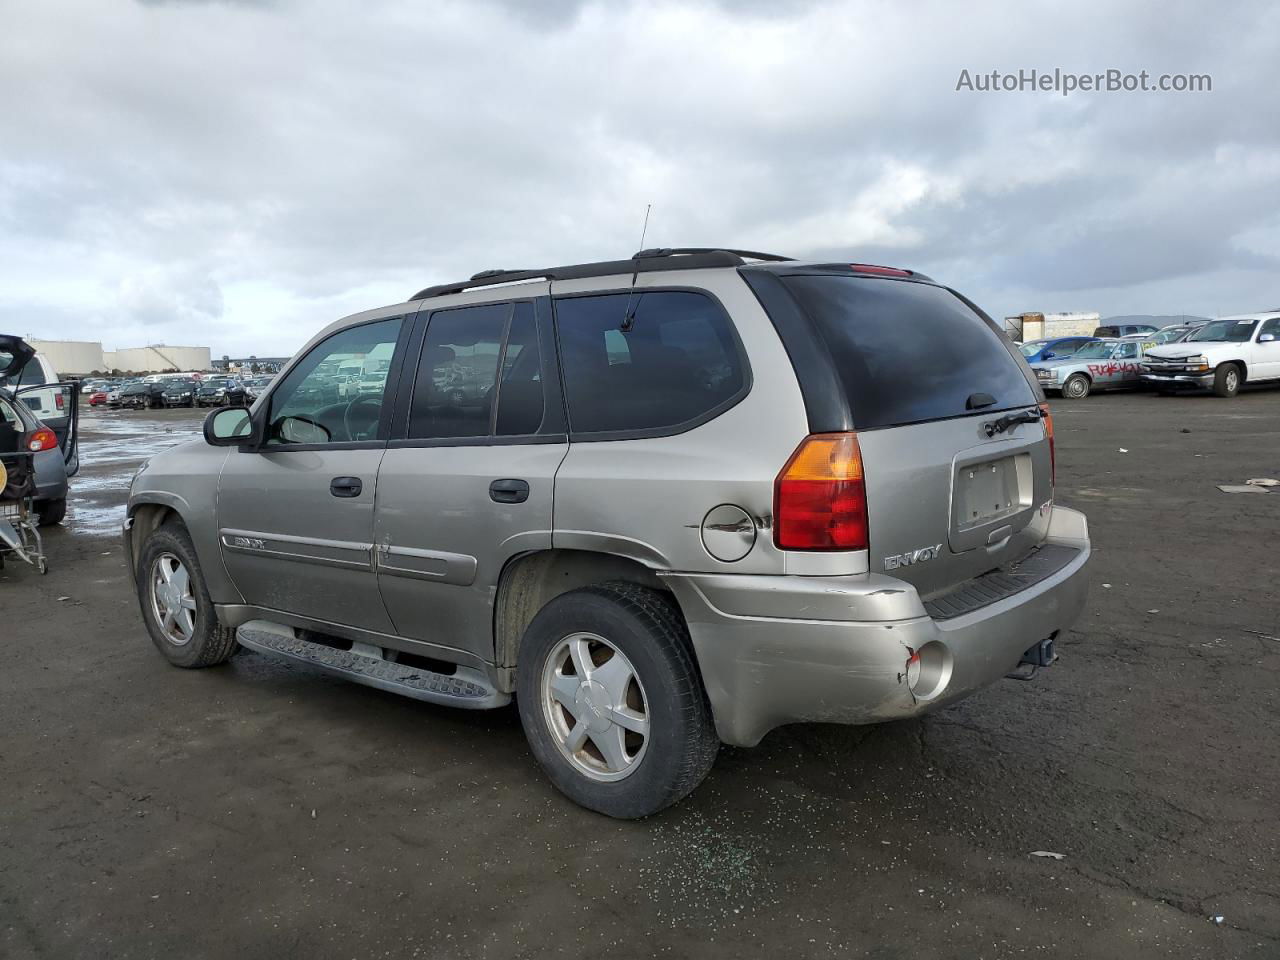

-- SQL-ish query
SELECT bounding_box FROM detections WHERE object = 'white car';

[1141,312,1280,397]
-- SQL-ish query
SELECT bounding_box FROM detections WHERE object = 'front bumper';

[665,506,1090,747]
[1141,371,1213,388]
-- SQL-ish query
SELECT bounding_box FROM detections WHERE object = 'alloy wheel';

[540,632,650,782]
[149,552,196,645]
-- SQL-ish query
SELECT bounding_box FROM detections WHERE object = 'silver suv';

[125,248,1091,818]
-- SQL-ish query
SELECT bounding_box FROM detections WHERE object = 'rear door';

[776,274,1052,599]
[373,292,568,660]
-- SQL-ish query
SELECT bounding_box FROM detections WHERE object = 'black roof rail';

[632,247,794,262]
[409,249,769,301]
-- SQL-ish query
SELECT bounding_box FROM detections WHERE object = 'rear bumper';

[666,506,1090,747]
[32,448,68,502]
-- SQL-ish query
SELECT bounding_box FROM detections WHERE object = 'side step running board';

[236,621,510,710]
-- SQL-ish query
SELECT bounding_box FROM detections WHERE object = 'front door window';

[266,318,402,445]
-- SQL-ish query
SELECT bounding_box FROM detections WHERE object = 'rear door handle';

[489,478,530,504]
[330,476,363,498]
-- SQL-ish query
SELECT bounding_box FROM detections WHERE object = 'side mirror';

[204,406,253,447]
[1042,351,1056,360]
[1260,334,1276,343]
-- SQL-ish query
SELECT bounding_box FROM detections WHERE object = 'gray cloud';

[2,0,1277,355]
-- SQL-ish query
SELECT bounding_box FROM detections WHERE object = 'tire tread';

[580,581,720,807]
[138,521,238,668]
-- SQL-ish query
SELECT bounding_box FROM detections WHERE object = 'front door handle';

[489,478,530,504]
[330,476,363,498]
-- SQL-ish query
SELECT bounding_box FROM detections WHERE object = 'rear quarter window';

[780,275,1036,430]
[554,290,748,436]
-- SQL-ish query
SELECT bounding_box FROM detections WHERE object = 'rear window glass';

[781,276,1036,430]
[554,291,747,435]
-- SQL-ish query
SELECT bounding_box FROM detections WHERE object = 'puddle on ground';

[66,410,204,536]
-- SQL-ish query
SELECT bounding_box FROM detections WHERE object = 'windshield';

[1073,341,1120,359]
[1018,341,1049,357]
[1191,319,1257,342]
[1150,328,1187,344]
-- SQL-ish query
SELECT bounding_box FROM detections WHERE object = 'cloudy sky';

[1,0,1276,357]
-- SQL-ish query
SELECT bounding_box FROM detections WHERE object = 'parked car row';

[1026,312,1280,399]
[94,376,275,411]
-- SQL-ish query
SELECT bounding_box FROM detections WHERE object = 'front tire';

[1061,373,1091,399]
[1213,363,1241,398]
[516,582,719,819]
[136,521,238,668]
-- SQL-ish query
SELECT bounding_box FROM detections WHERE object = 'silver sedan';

[1031,338,1158,399]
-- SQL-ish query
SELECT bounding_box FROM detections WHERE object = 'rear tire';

[1062,374,1091,399]
[1213,364,1241,398]
[516,582,719,819]
[136,521,238,668]
[36,497,66,526]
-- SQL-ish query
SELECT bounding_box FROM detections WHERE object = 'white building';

[24,339,105,376]
[25,339,211,376]
[104,345,211,374]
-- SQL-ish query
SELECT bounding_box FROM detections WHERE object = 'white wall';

[26,339,106,375]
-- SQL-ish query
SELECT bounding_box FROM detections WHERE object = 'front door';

[218,312,409,634]
[374,294,567,659]
[1253,317,1280,380]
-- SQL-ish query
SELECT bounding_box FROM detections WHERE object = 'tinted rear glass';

[781,276,1036,430]
[554,291,747,435]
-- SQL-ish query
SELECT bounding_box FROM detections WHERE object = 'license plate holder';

[954,455,1023,531]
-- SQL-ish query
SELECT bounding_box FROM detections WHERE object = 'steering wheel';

[343,395,382,441]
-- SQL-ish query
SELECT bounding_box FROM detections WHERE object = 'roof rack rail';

[409,249,771,301]
[632,247,794,262]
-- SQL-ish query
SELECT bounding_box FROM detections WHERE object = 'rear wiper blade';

[985,408,1042,438]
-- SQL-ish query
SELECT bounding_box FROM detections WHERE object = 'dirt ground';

[2,393,1278,959]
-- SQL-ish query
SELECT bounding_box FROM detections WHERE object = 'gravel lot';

[2,394,1278,959]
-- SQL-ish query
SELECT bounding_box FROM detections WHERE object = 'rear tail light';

[27,427,58,452]
[774,433,869,551]
[1039,403,1055,485]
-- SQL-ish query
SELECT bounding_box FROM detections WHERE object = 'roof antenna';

[620,203,651,332]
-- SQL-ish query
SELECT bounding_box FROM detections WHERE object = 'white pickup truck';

[1141,312,1280,397]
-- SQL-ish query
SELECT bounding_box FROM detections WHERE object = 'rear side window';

[408,301,545,440]
[781,276,1036,430]
[554,291,747,435]
[14,359,49,387]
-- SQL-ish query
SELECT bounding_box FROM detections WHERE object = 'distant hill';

[1100,314,1211,327]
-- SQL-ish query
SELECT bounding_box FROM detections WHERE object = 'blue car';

[1018,336,1098,364]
